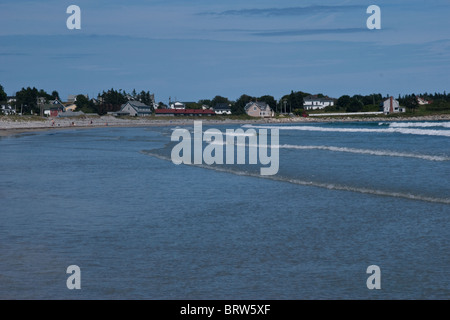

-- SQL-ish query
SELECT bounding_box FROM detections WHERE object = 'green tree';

[185,102,202,109]
[0,84,7,102]
[404,95,418,113]
[16,87,40,114]
[337,95,351,109]
[51,90,60,100]
[98,88,127,114]
[101,88,127,105]
[75,94,96,113]
[232,94,255,115]
[362,95,375,106]
[346,97,364,112]
[135,90,154,106]
[279,91,308,113]
[211,95,230,107]
[39,89,52,100]
[198,99,212,107]
[258,95,277,111]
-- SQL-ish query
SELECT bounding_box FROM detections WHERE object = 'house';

[213,103,232,115]
[170,102,186,110]
[244,101,274,118]
[64,104,78,112]
[37,97,47,106]
[155,109,215,117]
[118,101,152,116]
[417,97,431,105]
[7,96,17,104]
[43,104,65,117]
[49,99,64,107]
[67,94,88,103]
[382,96,405,114]
[41,100,66,116]
[303,95,336,110]
[1,104,16,115]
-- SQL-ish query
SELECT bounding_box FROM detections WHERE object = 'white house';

[417,97,431,105]
[213,103,232,115]
[170,102,186,110]
[303,95,336,110]
[1,104,16,115]
[383,96,405,114]
[7,96,16,104]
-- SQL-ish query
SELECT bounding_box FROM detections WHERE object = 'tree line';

[1,84,450,115]
[0,86,154,115]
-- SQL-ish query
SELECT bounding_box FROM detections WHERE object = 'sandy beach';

[1,114,450,137]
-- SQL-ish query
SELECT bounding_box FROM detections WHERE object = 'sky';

[0,0,449,103]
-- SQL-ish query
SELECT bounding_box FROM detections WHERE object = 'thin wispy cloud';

[50,53,95,60]
[0,52,29,56]
[200,5,364,17]
[245,28,369,37]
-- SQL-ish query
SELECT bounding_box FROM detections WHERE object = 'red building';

[155,109,215,117]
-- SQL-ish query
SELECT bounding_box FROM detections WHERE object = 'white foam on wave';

[382,122,450,128]
[141,150,450,205]
[279,144,449,161]
[209,140,449,162]
[242,124,450,137]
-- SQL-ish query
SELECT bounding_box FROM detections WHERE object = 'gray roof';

[121,101,152,113]
[214,103,231,110]
[304,95,336,102]
[244,101,271,111]
[127,101,151,108]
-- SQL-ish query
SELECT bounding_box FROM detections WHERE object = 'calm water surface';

[0,121,449,299]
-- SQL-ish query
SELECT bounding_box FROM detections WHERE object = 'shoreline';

[1,114,450,137]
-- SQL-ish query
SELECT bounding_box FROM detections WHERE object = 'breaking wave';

[242,124,450,137]
[279,144,449,161]
[208,140,449,162]
[141,150,450,205]
[382,122,450,128]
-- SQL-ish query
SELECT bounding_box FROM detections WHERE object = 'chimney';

[390,96,394,113]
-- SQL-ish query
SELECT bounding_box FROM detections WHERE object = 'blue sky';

[0,0,449,102]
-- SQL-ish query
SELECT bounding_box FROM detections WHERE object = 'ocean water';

[0,121,448,299]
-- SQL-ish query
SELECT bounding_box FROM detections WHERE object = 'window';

[254,107,257,111]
